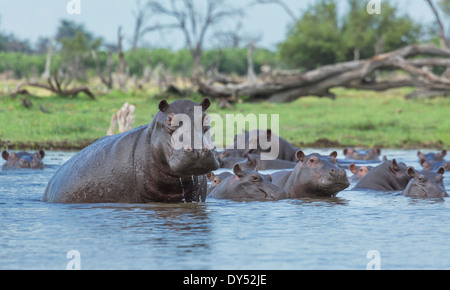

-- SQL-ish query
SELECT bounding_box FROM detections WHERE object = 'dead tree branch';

[12,73,95,99]
[198,44,450,102]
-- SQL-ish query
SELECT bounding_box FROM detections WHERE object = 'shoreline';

[1,138,446,152]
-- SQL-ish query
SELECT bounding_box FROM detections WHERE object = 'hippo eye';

[251,175,261,182]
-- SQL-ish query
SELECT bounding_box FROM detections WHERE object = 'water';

[1,149,450,269]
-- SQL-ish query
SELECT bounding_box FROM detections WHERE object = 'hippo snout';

[269,189,289,201]
[330,168,346,177]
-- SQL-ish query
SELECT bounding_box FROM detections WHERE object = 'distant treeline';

[0,47,279,80]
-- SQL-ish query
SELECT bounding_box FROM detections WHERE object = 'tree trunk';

[198,44,450,102]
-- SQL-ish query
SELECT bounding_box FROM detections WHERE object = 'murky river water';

[1,149,449,269]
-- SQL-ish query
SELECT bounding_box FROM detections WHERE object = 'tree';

[279,0,422,69]
[278,0,341,69]
[143,0,242,80]
[56,20,102,82]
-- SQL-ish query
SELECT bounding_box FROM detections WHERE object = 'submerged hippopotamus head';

[293,150,350,197]
[153,98,219,177]
[418,150,449,171]
[344,147,381,161]
[2,150,45,170]
[206,171,233,194]
[403,167,448,198]
[208,164,287,201]
[349,163,373,181]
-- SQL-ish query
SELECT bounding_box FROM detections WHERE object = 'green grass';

[1,85,449,150]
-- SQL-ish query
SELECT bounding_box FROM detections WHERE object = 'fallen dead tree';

[198,44,450,102]
[11,73,95,99]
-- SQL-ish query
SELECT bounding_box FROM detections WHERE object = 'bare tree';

[131,0,152,51]
[253,0,298,22]
[144,0,242,81]
[426,0,448,49]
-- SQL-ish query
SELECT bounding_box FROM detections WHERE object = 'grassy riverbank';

[0,84,449,150]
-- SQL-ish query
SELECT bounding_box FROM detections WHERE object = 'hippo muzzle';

[169,147,220,177]
[318,168,350,195]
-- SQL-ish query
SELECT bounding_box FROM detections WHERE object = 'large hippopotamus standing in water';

[271,151,350,198]
[2,150,45,170]
[42,98,220,203]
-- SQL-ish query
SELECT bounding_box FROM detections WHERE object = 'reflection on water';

[1,149,450,269]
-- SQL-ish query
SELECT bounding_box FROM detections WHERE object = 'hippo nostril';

[330,169,335,174]
[184,145,193,152]
[203,146,210,152]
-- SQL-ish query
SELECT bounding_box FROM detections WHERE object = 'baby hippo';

[348,163,373,181]
[2,150,45,170]
[207,164,287,201]
[402,167,448,198]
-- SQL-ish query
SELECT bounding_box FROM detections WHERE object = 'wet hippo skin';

[271,151,350,198]
[207,164,287,201]
[2,150,45,170]
[353,156,412,192]
[42,98,219,203]
[402,167,448,198]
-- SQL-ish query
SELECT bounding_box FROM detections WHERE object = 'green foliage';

[279,0,341,68]
[2,88,449,149]
[279,0,422,68]
[0,52,46,78]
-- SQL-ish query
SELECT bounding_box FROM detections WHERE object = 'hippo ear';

[442,150,447,158]
[296,150,306,162]
[376,148,381,156]
[200,97,211,111]
[39,150,45,160]
[406,166,416,178]
[390,159,400,172]
[207,172,215,181]
[158,100,170,112]
[382,156,388,162]
[2,151,9,160]
[233,164,245,178]
[349,163,358,174]
[330,151,338,158]
[343,148,348,155]
[437,166,445,175]
[420,158,426,166]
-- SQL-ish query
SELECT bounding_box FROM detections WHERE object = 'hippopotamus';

[42,98,220,203]
[2,150,45,170]
[353,156,412,192]
[402,167,448,198]
[238,154,297,171]
[348,163,374,181]
[343,148,381,161]
[218,154,246,169]
[207,164,287,201]
[206,171,233,194]
[418,150,450,171]
[271,151,350,198]
[222,129,299,162]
